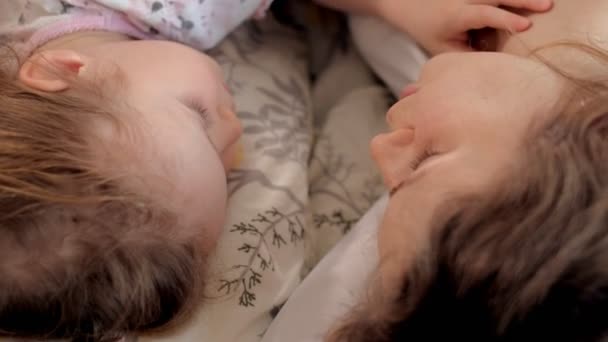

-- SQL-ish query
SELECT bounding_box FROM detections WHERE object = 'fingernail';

[517,17,532,31]
[542,0,554,10]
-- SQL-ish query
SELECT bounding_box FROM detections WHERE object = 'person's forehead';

[441,53,535,89]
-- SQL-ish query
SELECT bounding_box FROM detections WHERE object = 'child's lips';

[400,84,419,99]
[223,82,232,95]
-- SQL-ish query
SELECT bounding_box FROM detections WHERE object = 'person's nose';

[370,128,417,190]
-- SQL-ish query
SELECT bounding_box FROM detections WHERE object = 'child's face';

[90,40,242,244]
[371,52,565,290]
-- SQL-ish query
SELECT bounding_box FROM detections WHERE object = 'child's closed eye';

[184,99,213,129]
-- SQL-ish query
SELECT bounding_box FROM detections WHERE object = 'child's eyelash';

[185,99,212,128]
[410,148,437,170]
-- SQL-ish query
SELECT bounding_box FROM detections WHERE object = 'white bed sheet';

[261,195,388,342]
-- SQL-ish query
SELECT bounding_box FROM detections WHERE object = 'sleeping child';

[0,0,273,340]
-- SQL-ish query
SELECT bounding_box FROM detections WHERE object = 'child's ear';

[19,50,85,92]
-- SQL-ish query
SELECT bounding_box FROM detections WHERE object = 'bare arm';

[313,0,553,55]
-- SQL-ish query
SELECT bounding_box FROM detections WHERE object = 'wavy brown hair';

[0,51,206,341]
[328,44,608,342]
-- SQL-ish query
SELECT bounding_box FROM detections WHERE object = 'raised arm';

[314,0,553,55]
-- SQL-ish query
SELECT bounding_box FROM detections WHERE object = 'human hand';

[377,0,553,55]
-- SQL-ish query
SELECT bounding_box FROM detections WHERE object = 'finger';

[459,5,532,32]
[444,41,474,53]
[444,35,475,53]
[424,34,472,55]
[470,0,553,12]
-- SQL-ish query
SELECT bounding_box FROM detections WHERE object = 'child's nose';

[370,128,416,190]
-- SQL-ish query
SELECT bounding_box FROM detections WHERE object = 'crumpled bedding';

[261,195,388,342]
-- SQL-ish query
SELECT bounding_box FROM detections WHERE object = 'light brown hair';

[328,44,608,341]
[0,51,206,341]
